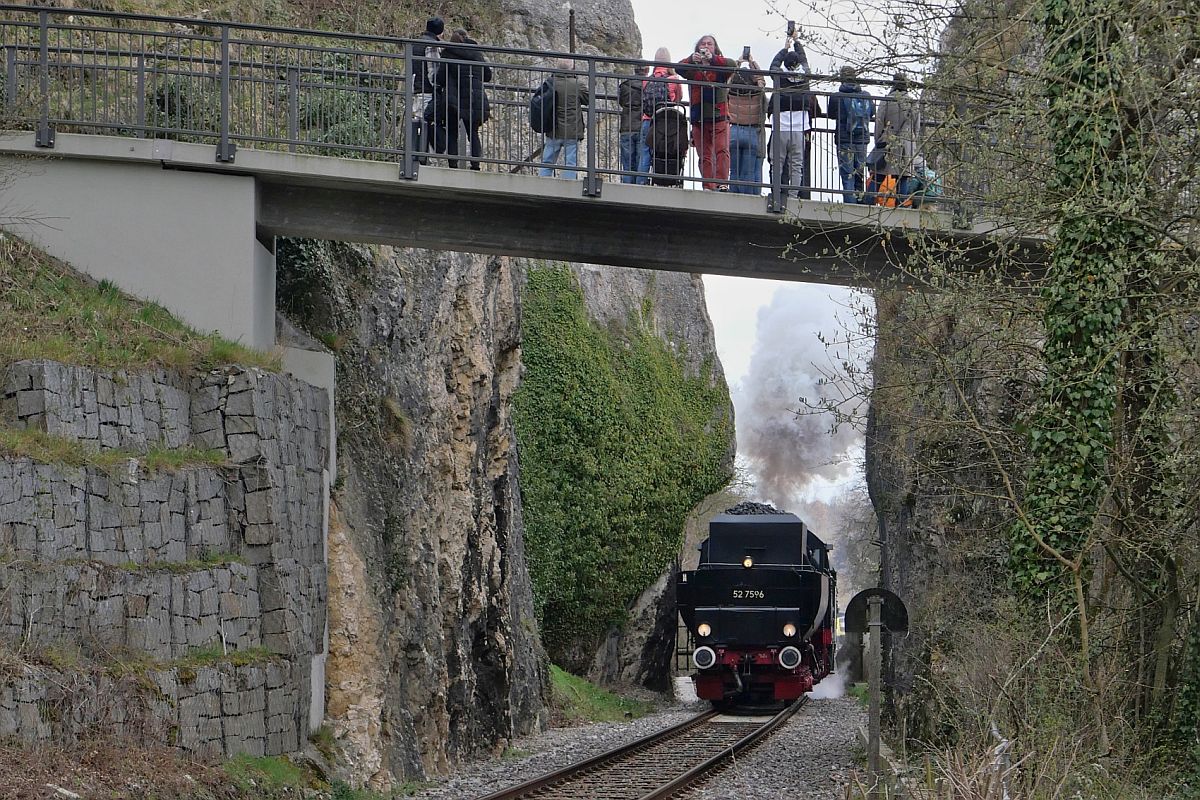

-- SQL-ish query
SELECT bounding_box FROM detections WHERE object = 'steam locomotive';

[676,510,836,706]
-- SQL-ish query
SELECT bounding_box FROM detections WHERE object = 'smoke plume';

[734,286,868,508]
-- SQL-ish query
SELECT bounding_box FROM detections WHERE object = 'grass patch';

[847,682,870,708]
[176,644,275,670]
[549,664,653,724]
[0,235,280,371]
[309,723,336,761]
[223,754,312,792]
[330,780,429,799]
[0,428,228,472]
[117,551,246,574]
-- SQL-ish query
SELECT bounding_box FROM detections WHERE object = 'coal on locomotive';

[676,511,837,705]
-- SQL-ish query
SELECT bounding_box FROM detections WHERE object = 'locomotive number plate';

[732,589,765,600]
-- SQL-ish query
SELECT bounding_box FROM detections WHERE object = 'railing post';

[582,57,600,197]
[399,44,418,179]
[35,10,54,148]
[4,46,16,107]
[287,67,299,153]
[766,89,783,213]
[216,24,236,163]
[135,53,146,137]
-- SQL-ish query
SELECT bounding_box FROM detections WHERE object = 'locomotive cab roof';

[698,513,831,570]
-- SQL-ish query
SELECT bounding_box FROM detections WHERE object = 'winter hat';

[783,52,803,70]
[426,17,445,36]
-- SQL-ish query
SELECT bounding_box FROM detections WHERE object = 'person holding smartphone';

[768,22,820,198]
[677,34,736,190]
[727,47,767,194]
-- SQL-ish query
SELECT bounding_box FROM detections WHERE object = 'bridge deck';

[0,132,1028,286]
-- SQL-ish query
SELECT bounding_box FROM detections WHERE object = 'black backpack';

[529,79,557,134]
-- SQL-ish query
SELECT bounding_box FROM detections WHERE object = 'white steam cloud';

[809,670,847,699]
[734,286,869,508]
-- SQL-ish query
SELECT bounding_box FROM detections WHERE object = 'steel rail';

[474,700,807,800]
[475,710,718,800]
[639,697,808,799]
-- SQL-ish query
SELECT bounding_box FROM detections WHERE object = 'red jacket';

[677,53,736,121]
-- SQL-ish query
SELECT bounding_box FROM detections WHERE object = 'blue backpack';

[529,79,557,134]
[846,95,871,136]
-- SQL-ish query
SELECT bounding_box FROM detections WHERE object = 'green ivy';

[513,265,732,664]
[1011,0,1153,600]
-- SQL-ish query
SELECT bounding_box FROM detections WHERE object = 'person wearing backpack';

[727,54,766,194]
[874,71,921,205]
[637,48,684,185]
[832,66,874,204]
[678,34,736,191]
[433,29,492,170]
[538,58,590,179]
[618,66,648,184]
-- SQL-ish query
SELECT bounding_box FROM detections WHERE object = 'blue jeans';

[729,125,761,194]
[539,138,579,179]
[636,119,652,185]
[619,131,641,184]
[837,140,868,203]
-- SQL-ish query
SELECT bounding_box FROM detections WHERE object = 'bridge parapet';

[0,3,1012,213]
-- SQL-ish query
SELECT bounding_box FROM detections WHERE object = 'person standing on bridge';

[435,29,492,170]
[412,17,444,162]
[637,48,684,185]
[726,52,767,194]
[618,65,648,184]
[677,35,736,191]
[768,47,823,199]
[831,66,875,204]
[538,58,590,180]
[873,71,921,205]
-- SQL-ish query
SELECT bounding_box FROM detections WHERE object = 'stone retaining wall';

[0,359,330,759]
[0,657,310,760]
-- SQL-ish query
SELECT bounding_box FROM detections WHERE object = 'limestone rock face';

[497,0,641,56]
[281,243,546,784]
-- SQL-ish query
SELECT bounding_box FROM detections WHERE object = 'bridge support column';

[0,149,275,350]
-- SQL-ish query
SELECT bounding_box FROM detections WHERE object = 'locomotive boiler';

[676,510,837,706]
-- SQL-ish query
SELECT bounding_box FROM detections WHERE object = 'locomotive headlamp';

[697,623,712,638]
[782,623,797,638]
[693,646,717,670]
[742,555,754,569]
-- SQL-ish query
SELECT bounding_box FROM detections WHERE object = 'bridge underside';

[1,132,1034,287]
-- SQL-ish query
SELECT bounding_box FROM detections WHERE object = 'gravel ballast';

[411,689,865,800]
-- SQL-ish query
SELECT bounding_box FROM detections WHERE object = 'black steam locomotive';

[676,510,836,706]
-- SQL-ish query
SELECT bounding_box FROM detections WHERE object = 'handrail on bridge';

[0,4,996,217]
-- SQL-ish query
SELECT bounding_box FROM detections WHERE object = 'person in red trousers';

[677,34,736,190]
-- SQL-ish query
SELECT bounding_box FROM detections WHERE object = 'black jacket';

[617,77,643,133]
[768,47,822,117]
[436,41,493,125]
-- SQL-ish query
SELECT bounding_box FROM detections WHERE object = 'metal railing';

[0,5,1019,215]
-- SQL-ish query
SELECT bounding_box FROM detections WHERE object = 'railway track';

[475,698,807,800]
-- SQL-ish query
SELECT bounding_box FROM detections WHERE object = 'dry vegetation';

[0,234,280,372]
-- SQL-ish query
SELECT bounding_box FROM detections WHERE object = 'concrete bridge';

[0,6,1040,352]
